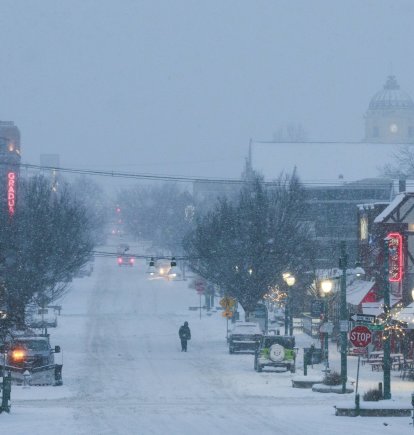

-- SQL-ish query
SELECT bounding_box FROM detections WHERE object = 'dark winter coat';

[179,325,191,341]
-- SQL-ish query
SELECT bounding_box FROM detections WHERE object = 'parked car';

[254,335,296,372]
[228,322,263,354]
[26,306,58,328]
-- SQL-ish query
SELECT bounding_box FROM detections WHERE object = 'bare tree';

[381,145,414,179]
[118,183,194,254]
[70,176,110,245]
[273,123,308,142]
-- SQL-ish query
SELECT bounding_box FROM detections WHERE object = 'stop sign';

[349,325,372,348]
[195,280,205,294]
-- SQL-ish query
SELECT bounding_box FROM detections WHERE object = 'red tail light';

[129,258,134,264]
[117,257,123,264]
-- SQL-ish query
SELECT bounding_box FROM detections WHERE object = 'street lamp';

[321,280,333,294]
[320,280,332,370]
[317,244,361,392]
[283,273,295,336]
[354,262,365,278]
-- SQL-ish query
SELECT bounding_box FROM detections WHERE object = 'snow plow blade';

[2,364,63,386]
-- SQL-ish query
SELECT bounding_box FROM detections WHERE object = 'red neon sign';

[7,171,16,216]
[387,232,403,282]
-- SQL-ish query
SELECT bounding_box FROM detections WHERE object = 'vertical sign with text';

[7,171,16,217]
[387,232,403,282]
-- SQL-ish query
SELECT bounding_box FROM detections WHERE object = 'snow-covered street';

[2,251,413,434]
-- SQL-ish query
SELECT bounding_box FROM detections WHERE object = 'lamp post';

[319,241,352,393]
[283,273,295,336]
[321,279,332,369]
[339,241,348,394]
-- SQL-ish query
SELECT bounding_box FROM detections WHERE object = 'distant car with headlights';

[155,258,171,277]
[117,255,135,267]
[228,322,263,354]
[254,335,296,373]
[117,243,134,266]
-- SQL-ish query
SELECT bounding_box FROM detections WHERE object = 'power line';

[0,160,396,189]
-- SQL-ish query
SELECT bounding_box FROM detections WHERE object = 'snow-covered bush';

[322,371,341,386]
[363,388,383,401]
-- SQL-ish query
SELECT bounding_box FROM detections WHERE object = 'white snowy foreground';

[2,247,414,434]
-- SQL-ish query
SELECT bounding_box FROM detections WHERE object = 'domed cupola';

[369,76,414,111]
[365,75,414,143]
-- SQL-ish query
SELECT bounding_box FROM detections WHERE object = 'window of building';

[360,215,368,241]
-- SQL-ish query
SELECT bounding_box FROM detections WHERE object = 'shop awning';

[346,280,376,306]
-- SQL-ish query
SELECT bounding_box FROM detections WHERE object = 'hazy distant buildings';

[364,75,414,144]
[246,75,414,266]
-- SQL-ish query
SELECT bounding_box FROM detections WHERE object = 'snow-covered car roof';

[231,322,262,334]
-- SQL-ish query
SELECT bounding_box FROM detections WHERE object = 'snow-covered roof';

[250,141,403,182]
[374,192,414,223]
[346,280,375,306]
[374,193,406,223]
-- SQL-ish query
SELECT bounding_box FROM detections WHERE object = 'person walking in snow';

[179,321,191,352]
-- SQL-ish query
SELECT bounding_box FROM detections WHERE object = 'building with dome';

[365,75,414,143]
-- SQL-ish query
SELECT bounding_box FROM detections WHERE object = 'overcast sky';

[1,0,414,180]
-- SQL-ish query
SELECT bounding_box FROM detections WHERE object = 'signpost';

[349,325,372,403]
[220,297,236,340]
[339,320,349,332]
[349,313,376,324]
[195,280,205,319]
[311,300,324,318]
[319,321,334,334]
[220,297,235,310]
[368,324,384,331]
[195,280,205,294]
[350,325,372,348]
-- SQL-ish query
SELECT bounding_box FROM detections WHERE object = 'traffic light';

[147,258,156,276]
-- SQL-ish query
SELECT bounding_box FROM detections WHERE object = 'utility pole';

[339,241,348,394]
